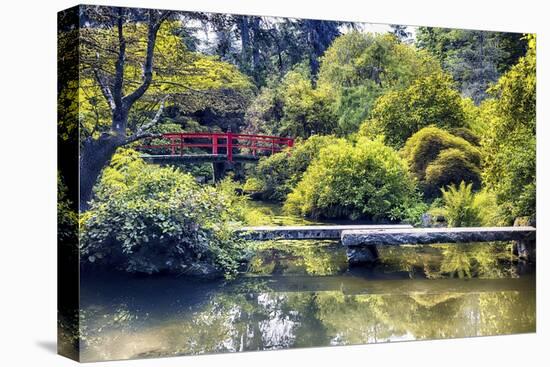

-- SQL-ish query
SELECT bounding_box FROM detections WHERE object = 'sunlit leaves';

[361,73,468,148]
[77,20,254,139]
[285,137,419,221]
[481,35,536,221]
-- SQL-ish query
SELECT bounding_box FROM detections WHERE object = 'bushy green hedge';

[401,126,481,198]
[449,127,480,146]
[425,148,481,198]
[80,149,247,278]
[284,137,421,221]
[246,135,344,201]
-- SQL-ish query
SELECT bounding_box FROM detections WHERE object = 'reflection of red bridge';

[139,132,294,163]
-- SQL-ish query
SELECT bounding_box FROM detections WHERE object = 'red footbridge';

[138,132,294,164]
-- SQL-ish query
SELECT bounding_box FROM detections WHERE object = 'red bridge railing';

[138,132,294,162]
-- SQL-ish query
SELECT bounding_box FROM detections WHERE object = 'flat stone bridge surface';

[236,224,413,241]
[341,226,536,247]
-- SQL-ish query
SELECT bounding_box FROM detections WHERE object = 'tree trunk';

[239,16,250,66]
[79,134,124,211]
[79,10,168,211]
[251,17,261,73]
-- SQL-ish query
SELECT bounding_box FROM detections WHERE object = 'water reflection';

[248,241,348,276]
[248,241,519,279]
[79,273,535,362]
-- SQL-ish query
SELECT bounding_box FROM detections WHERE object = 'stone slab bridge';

[138,132,294,181]
[236,225,536,265]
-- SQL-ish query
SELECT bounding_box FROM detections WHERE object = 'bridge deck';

[236,224,413,241]
[141,154,260,164]
[341,226,536,246]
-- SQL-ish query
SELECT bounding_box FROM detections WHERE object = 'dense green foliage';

[401,126,481,198]
[244,32,443,137]
[424,148,481,197]
[80,150,248,277]
[285,137,420,221]
[58,174,78,244]
[79,20,255,141]
[246,135,344,201]
[62,6,536,281]
[436,182,502,227]
[243,65,336,138]
[481,35,536,222]
[316,32,441,135]
[360,74,468,148]
[439,181,482,227]
[416,27,528,103]
[207,15,343,85]
[278,67,337,137]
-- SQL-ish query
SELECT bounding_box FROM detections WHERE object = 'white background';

[0,0,548,365]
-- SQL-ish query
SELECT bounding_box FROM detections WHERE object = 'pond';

[77,201,536,362]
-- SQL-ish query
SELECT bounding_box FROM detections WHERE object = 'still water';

[78,201,535,362]
[79,242,535,362]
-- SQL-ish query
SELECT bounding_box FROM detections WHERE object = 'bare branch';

[93,55,115,111]
[137,97,167,134]
[123,96,167,145]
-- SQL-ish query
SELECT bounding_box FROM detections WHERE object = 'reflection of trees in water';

[439,243,517,278]
[80,287,535,361]
[79,241,532,361]
[316,290,534,344]
[248,240,348,276]
[478,292,536,335]
[249,241,519,279]
[377,242,518,279]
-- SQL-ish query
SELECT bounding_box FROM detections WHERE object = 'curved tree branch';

[123,96,167,145]
[93,51,115,111]
[123,10,171,108]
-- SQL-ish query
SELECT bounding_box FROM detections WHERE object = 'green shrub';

[449,127,480,146]
[80,149,247,278]
[284,137,419,220]
[242,176,264,193]
[401,126,481,198]
[424,148,481,198]
[251,135,344,201]
[58,173,79,266]
[279,66,338,137]
[360,73,468,148]
[58,173,78,244]
[472,189,505,227]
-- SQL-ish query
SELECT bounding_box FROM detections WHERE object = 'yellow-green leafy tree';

[481,35,536,222]
[73,8,253,210]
